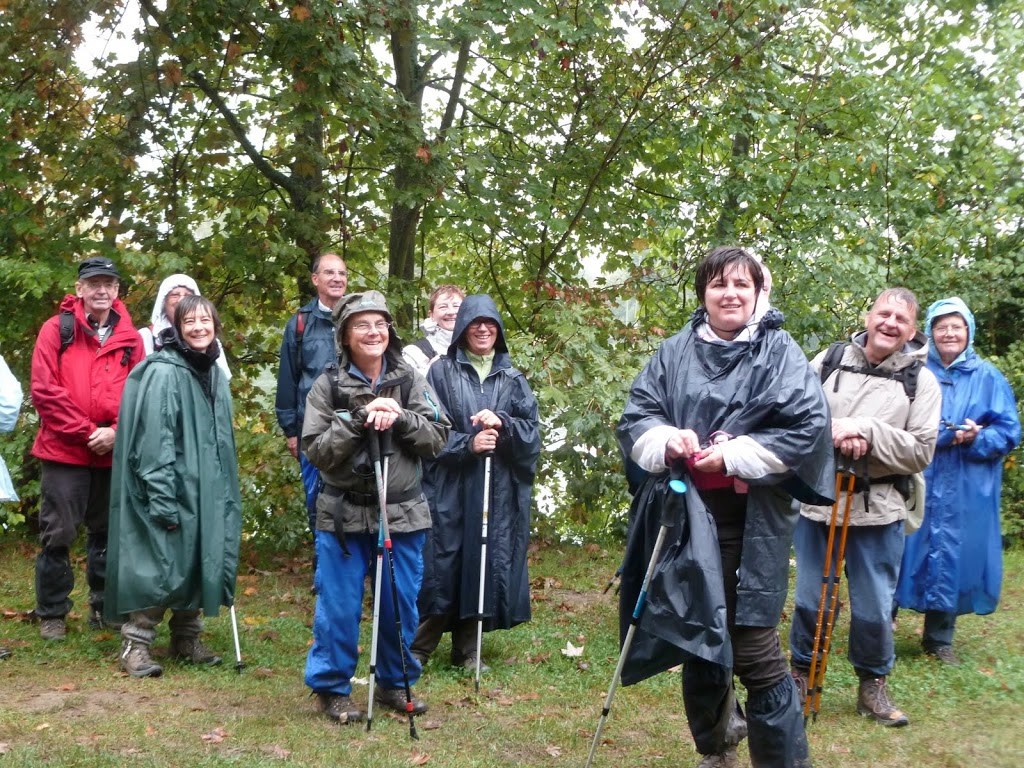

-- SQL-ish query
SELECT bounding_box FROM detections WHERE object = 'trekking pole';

[584,474,687,768]
[229,604,245,674]
[474,453,493,693]
[804,456,859,722]
[366,428,419,739]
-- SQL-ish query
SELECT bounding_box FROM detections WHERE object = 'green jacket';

[105,345,241,619]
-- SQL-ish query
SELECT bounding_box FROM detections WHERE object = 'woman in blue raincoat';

[894,297,1020,665]
[412,294,541,672]
[1,351,23,661]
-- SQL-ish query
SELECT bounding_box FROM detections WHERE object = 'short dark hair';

[694,246,764,304]
[173,294,222,338]
[429,284,465,311]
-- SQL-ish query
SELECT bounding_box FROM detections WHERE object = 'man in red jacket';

[30,257,144,641]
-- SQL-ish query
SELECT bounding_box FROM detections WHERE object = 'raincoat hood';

[925,296,975,368]
[332,290,403,357]
[448,294,508,357]
[150,274,201,336]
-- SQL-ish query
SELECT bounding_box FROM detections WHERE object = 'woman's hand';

[953,417,982,445]
[363,397,403,431]
[691,445,726,474]
[664,429,701,463]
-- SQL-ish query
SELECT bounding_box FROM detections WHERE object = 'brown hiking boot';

[317,692,364,724]
[170,635,222,666]
[791,666,809,705]
[695,747,739,768]
[374,686,428,715]
[925,646,961,666]
[39,617,67,641]
[120,640,163,678]
[857,676,909,727]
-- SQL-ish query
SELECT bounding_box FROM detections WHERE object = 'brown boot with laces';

[857,676,909,727]
[170,635,222,666]
[694,747,739,768]
[120,639,163,678]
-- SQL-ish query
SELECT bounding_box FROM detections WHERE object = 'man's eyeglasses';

[933,323,967,335]
[351,321,391,334]
[318,269,347,278]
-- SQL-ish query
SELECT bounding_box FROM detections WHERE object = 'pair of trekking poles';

[584,456,861,766]
[363,427,494,739]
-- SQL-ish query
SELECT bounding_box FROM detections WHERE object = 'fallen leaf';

[546,745,562,757]
[261,744,291,758]
[200,727,228,743]
[35,723,50,731]
[409,751,430,765]
[561,641,584,658]
[417,719,442,730]
[145,726,156,737]
[0,743,10,754]
[243,587,258,596]
[55,683,77,692]
[243,616,258,626]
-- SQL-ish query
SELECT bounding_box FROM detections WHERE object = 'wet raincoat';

[418,295,541,631]
[895,297,1021,616]
[617,307,834,684]
[105,335,241,620]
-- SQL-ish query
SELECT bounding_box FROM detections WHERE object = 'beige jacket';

[800,331,940,526]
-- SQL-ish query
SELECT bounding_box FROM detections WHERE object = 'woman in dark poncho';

[617,247,834,768]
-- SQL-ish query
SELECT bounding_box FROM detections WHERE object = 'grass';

[1,534,1022,767]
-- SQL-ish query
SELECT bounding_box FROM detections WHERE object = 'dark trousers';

[684,490,810,767]
[410,613,478,663]
[34,461,111,619]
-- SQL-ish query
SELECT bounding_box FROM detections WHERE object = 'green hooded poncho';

[105,340,241,620]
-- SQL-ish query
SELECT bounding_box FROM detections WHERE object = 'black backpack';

[818,341,922,402]
[56,310,133,368]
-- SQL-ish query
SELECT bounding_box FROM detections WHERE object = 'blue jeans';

[305,529,425,695]
[790,517,904,678]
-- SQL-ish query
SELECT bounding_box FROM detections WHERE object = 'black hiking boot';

[169,635,222,666]
[39,617,67,641]
[694,748,739,768]
[925,645,960,666]
[0,647,11,660]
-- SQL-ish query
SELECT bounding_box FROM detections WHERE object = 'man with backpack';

[275,253,348,535]
[789,287,941,728]
[30,257,144,641]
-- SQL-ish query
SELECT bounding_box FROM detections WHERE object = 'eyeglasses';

[468,319,498,329]
[166,290,193,301]
[933,323,967,335]
[317,269,347,278]
[351,320,391,334]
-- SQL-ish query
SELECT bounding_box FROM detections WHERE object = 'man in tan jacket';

[789,287,941,728]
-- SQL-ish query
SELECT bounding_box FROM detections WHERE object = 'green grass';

[1,535,1022,767]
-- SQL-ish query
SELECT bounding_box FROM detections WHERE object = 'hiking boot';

[695,747,739,768]
[857,676,909,727]
[119,640,163,678]
[169,636,222,666]
[317,692,365,724]
[925,645,960,666]
[374,686,428,715]
[39,617,67,641]
[0,647,11,660]
[453,652,491,674]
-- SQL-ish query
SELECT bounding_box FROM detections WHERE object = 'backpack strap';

[819,340,920,401]
[57,310,75,360]
[324,361,349,413]
[293,308,311,375]
[412,338,435,358]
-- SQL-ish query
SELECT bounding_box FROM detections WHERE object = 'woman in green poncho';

[106,294,241,678]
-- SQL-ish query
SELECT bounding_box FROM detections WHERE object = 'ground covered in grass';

[1,535,1022,767]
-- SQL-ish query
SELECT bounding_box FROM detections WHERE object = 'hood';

[332,290,403,355]
[924,296,975,368]
[150,274,201,336]
[448,294,508,357]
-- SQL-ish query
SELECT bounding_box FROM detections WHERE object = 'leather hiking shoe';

[925,646,961,666]
[857,677,909,727]
[0,647,11,660]
[374,686,428,715]
[39,617,67,641]
[317,693,364,724]
[120,640,163,678]
[170,636,222,666]
[695,747,739,768]
[456,655,491,674]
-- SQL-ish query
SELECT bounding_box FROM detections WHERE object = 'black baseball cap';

[77,257,121,281]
